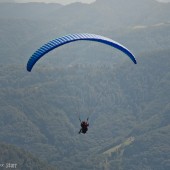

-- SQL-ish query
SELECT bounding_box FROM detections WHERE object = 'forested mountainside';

[0,0,170,169]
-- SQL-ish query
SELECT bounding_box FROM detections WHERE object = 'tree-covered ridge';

[0,143,56,170]
[0,47,170,169]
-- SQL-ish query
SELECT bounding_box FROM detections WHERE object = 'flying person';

[79,118,89,134]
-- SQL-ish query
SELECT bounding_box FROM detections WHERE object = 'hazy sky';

[157,0,170,2]
[5,0,169,5]
[14,0,96,5]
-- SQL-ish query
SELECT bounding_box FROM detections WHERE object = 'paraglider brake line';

[79,117,81,123]
[78,117,89,122]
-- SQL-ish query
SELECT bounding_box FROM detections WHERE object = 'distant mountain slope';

[0,2,62,19]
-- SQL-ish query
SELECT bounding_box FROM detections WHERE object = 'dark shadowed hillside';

[0,143,55,170]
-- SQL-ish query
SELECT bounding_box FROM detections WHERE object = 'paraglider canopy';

[27,33,137,72]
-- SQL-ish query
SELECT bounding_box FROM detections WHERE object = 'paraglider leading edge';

[27,33,137,72]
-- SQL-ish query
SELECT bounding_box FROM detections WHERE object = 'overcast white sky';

[14,0,96,5]
[11,0,170,5]
[157,0,170,2]
[0,0,169,4]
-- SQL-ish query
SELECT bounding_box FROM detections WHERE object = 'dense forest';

[0,143,55,170]
[0,0,170,169]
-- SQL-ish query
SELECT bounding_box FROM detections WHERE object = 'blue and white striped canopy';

[27,33,137,72]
